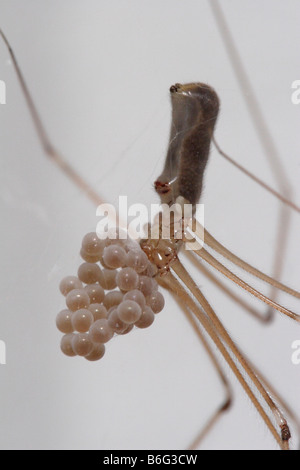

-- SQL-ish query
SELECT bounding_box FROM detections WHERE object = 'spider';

[1,0,298,450]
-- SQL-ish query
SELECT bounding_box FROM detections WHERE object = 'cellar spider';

[1,0,298,448]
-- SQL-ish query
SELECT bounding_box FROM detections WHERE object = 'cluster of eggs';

[56,230,165,361]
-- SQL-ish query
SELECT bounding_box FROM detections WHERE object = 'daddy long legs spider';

[0,0,300,450]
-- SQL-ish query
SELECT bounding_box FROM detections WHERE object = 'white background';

[0,0,300,450]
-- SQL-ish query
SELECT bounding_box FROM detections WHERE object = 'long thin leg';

[182,309,232,449]
[184,249,273,323]
[193,221,300,299]
[0,29,104,208]
[158,276,232,449]
[212,137,300,214]
[209,0,297,321]
[170,259,295,448]
[188,279,300,447]
[247,357,300,449]
[188,242,300,322]
[3,25,298,449]
[163,265,291,449]
[209,1,290,195]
